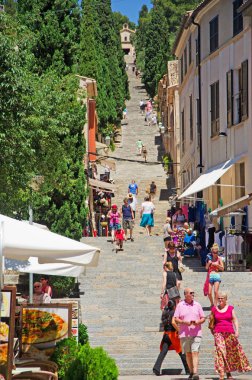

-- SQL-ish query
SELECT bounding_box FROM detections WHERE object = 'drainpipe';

[192,17,203,174]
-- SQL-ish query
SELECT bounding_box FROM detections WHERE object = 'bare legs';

[208,281,220,306]
[186,352,199,376]
[145,225,151,236]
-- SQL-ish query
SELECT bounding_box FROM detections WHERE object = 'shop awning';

[88,178,116,193]
[178,156,244,199]
[210,193,252,217]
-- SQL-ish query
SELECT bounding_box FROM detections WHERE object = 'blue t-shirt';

[128,183,138,195]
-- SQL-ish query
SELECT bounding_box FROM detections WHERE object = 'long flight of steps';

[79,235,252,376]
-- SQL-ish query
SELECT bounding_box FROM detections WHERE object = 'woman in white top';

[140,195,155,236]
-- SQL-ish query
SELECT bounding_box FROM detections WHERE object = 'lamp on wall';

[218,131,228,159]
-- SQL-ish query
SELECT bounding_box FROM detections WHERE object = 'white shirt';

[141,201,155,214]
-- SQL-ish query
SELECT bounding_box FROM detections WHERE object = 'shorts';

[123,219,134,230]
[110,223,120,230]
[181,336,202,353]
[209,273,221,284]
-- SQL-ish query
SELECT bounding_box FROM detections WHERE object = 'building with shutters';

[172,0,252,228]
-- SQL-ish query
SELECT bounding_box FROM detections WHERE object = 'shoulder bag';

[178,262,186,273]
[208,312,215,333]
[167,273,180,299]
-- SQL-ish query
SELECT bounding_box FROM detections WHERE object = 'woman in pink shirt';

[211,291,251,380]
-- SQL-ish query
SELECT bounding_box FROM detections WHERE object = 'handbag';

[178,262,186,273]
[167,286,180,299]
[208,312,215,332]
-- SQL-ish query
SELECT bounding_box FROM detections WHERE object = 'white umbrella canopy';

[5,257,85,277]
[0,213,100,267]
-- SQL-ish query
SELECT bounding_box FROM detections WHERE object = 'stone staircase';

[79,236,252,376]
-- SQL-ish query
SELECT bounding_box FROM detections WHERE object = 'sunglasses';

[190,292,195,295]
[218,297,225,300]
[34,285,41,288]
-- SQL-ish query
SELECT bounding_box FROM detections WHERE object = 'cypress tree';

[95,0,129,120]
[17,0,81,75]
[143,2,169,97]
[79,0,116,130]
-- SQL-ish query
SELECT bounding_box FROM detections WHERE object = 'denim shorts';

[209,273,221,284]
[181,336,202,353]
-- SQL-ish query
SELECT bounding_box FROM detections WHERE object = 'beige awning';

[88,178,116,193]
[210,193,252,218]
[179,154,245,199]
[97,157,116,171]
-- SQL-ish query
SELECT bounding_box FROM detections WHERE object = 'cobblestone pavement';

[79,56,252,377]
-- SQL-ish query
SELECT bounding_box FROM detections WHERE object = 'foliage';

[79,0,117,130]
[78,323,89,345]
[113,11,136,32]
[95,0,129,118]
[142,2,169,97]
[43,275,75,298]
[17,0,81,75]
[135,0,202,97]
[0,14,88,240]
[3,0,17,15]
[51,337,79,379]
[64,344,119,380]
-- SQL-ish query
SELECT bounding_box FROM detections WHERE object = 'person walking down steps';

[153,300,190,376]
[142,145,147,162]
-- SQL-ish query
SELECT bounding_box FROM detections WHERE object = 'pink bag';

[203,272,210,296]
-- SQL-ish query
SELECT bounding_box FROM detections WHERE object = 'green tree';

[0,13,87,240]
[142,2,169,97]
[3,0,17,15]
[113,11,136,32]
[17,0,81,75]
[79,0,117,130]
[95,0,129,120]
[136,0,201,97]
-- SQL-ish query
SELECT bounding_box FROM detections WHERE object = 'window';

[241,60,248,120]
[180,55,184,83]
[184,46,187,75]
[181,110,185,154]
[188,36,192,65]
[233,0,243,36]
[124,36,128,42]
[235,162,245,198]
[210,81,220,137]
[227,70,233,127]
[189,95,193,141]
[195,38,199,66]
[209,16,219,53]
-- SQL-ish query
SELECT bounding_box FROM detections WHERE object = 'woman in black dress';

[165,241,183,289]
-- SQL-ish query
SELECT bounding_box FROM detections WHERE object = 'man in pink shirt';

[174,288,205,380]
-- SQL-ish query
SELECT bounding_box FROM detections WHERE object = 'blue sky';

[111,0,153,24]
